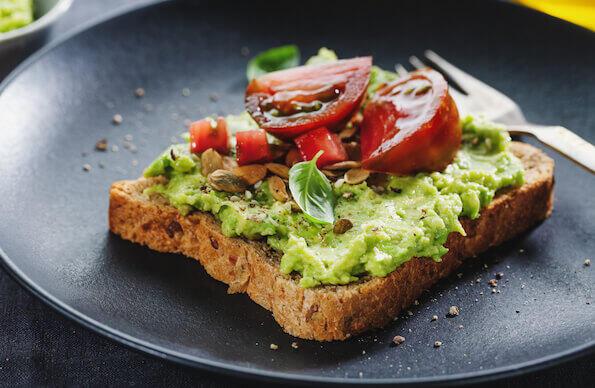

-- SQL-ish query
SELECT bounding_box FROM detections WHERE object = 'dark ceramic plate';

[0,0,593,384]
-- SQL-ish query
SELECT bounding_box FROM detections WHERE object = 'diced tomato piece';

[246,57,372,139]
[236,130,271,165]
[294,127,348,168]
[189,117,229,154]
[360,68,461,175]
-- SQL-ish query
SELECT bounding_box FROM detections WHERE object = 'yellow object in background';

[517,0,595,31]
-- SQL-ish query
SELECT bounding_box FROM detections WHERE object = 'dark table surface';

[0,0,593,386]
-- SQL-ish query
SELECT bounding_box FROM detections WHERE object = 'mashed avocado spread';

[0,0,33,33]
[144,116,523,288]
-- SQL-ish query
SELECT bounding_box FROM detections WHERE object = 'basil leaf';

[288,151,335,224]
[246,45,300,80]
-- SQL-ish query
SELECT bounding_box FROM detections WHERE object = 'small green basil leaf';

[246,45,300,80]
[288,151,335,224]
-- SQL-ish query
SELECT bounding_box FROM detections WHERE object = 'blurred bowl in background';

[0,0,73,78]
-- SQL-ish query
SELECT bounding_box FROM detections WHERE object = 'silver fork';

[396,50,595,173]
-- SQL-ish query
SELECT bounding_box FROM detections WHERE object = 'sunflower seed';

[233,164,267,185]
[222,156,238,171]
[208,170,247,193]
[201,148,223,176]
[95,138,108,151]
[268,175,289,202]
[265,163,289,179]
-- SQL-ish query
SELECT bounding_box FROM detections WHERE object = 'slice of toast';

[109,142,554,341]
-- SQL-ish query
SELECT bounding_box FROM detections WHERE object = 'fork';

[396,50,595,174]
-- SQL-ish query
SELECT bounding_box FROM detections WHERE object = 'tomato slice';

[189,117,229,154]
[294,127,348,168]
[245,57,372,140]
[360,68,461,175]
[235,130,271,166]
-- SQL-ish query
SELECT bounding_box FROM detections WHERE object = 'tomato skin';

[360,69,461,175]
[189,117,229,154]
[294,127,348,168]
[245,57,372,140]
[235,130,271,166]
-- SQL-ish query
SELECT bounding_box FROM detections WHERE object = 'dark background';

[0,0,593,386]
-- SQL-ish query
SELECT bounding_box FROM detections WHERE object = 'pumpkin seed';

[324,160,362,171]
[333,218,353,234]
[265,163,290,179]
[208,169,247,193]
[344,168,370,184]
[222,155,238,171]
[267,175,289,202]
[201,148,223,176]
[232,164,267,185]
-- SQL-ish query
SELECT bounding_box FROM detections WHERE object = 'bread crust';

[108,142,554,341]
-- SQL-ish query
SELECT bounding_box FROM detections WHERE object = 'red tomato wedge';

[360,68,461,175]
[245,57,372,140]
[294,127,348,168]
[235,130,271,166]
[189,117,229,154]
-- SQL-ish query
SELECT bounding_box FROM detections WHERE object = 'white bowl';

[0,0,72,55]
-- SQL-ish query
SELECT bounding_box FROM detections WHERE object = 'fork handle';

[507,125,595,174]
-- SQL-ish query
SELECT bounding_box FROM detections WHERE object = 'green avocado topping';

[143,116,523,288]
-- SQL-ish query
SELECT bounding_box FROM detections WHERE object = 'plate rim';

[0,0,593,385]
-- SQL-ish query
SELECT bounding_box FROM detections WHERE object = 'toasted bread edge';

[108,142,554,341]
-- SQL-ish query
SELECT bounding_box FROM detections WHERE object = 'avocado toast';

[108,48,554,340]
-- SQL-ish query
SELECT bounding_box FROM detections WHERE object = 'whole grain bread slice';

[108,142,554,341]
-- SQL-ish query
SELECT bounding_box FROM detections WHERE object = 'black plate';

[0,0,593,384]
